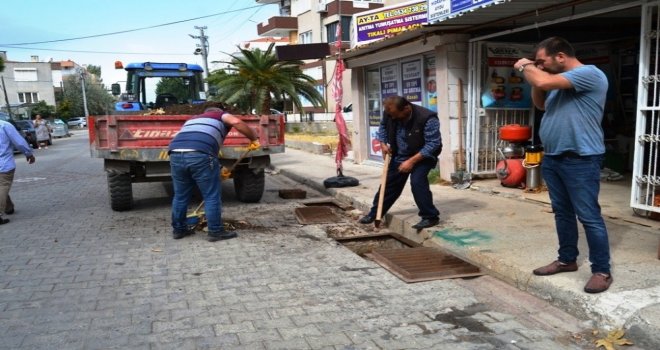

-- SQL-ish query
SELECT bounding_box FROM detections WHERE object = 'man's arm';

[376,114,390,156]
[399,118,441,173]
[221,114,257,141]
[3,124,34,162]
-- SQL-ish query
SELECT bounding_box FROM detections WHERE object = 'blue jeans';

[169,152,224,234]
[541,153,611,274]
[368,158,440,220]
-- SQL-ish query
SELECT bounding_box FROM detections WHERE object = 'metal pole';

[81,72,89,118]
[1,76,12,118]
[191,26,210,93]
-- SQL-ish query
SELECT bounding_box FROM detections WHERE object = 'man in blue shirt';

[359,96,442,229]
[0,119,36,224]
[168,107,258,242]
[514,37,612,293]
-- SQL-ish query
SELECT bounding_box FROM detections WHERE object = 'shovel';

[186,147,256,228]
[374,152,391,228]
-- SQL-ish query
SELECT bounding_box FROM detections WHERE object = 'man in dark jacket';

[359,96,442,229]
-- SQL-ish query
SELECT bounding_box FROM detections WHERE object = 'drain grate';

[369,247,482,283]
[302,197,353,211]
[294,206,340,224]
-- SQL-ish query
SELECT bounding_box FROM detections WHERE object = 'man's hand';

[398,159,414,173]
[221,167,232,180]
[380,143,391,158]
[248,140,260,151]
[513,58,534,71]
[26,155,35,164]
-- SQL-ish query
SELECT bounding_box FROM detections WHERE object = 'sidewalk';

[270,147,660,349]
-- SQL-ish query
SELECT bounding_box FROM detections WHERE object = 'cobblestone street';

[0,134,596,349]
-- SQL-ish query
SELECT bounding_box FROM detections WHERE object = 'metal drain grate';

[369,247,483,283]
[294,206,340,224]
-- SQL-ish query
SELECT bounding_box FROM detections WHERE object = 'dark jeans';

[367,158,439,220]
[169,151,224,234]
[542,153,611,274]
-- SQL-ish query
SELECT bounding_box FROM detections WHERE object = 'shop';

[343,0,660,216]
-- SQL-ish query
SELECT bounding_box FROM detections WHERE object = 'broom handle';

[376,152,391,221]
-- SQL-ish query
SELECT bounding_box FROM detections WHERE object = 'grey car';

[67,117,87,128]
[50,118,70,138]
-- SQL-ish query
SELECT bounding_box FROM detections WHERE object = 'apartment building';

[0,51,56,119]
[255,0,401,114]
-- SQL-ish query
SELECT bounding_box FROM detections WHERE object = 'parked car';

[14,120,39,149]
[50,118,70,138]
[67,117,87,128]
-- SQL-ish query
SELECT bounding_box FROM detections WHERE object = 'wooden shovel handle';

[376,152,391,221]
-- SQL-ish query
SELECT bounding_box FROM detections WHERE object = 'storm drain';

[301,197,353,211]
[334,233,420,257]
[294,206,340,224]
[368,247,483,283]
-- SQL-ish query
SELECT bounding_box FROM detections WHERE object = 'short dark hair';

[536,37,575,57]
[204,107,224,113]
[383,96,412,111]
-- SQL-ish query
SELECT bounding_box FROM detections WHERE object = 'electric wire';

[0,4,267,46]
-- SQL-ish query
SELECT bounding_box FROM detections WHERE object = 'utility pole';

[189,26,210,94]
[1,76,12,118]
[80,71,89,118]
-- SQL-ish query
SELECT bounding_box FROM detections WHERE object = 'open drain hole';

[333,232,420,257]
[302,197,353,211]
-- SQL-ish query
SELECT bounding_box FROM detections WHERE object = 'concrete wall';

[285,121,354,134]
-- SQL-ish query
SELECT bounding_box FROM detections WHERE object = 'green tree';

[211,43,325,114]
[60,75,114,117]
[0,56,4,72]
[86,64,102,80]
[155,77,190,103]
[31,100,56,118]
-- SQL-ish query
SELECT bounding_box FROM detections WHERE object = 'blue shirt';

[0,120,33,172]
[376,115,441,162]
[539,65,608,156]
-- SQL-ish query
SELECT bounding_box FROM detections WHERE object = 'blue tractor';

[112,62,206,111]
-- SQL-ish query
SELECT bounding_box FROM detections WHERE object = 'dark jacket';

[385,104,441,158]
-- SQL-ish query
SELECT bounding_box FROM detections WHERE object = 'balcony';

[322,0,384,17]
[257,16,298,37]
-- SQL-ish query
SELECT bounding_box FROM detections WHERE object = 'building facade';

[0,52,56,119]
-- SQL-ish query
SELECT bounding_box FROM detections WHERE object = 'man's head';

[534,36,577,74]
[383,96,413,120]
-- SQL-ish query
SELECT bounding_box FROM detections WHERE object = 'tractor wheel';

[233,167,265,203]
[107,171,133,211]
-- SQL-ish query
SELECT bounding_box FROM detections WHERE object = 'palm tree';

[210,43,325,114]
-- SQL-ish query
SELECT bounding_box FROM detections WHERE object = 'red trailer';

[89,113,285,211]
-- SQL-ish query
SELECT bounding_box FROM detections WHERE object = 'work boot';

[0,216,9,225]
[532,260,578,276]
[358,214,375,224]
[207,231,238,242]
[172,228,195,240]
[584,273,613,293]
[4,208,14,215]
[412,218,439,230]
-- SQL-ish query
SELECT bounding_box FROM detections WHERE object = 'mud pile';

[163,101,229,115]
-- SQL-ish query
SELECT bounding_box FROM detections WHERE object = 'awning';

[342,0,642,62]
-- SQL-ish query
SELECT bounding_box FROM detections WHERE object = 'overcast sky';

[0,1,279,87]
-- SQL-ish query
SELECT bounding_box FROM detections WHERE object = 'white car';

[67,117,87,128]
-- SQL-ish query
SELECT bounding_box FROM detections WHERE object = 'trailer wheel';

[233,167,264,203]
[107,171,133,211]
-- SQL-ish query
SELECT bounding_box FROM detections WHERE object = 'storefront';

[343,0,660,216]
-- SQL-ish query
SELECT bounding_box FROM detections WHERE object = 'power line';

[1,4,268,46]
[0,45,190,56]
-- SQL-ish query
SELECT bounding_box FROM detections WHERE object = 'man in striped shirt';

[168,107,258,242]
[359,96,443,230]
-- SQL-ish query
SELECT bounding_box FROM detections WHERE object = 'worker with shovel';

[358,96,442,230]
[168,107,259,242]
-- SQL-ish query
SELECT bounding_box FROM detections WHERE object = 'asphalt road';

[0,130,603,349]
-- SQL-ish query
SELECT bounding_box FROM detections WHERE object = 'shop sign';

[354,0,427,46]
[481,43,534,109]
[427,0,497,24]
[401,60,423,104]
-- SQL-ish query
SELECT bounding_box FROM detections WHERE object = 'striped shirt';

[168,111,229,156]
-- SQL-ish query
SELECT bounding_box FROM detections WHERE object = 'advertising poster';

[425,56,437,111]
[401,60,423,105]
[481,43,534,109]
[354,1,427,46]
[380,64,399,99]
[369,126,382,157]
